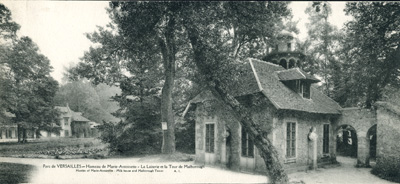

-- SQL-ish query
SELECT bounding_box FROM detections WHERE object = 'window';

[205,124,215,153]
[302,82,311,99]
[286,122,296,158]
[241,127,254,158]
[323,124,330,154]
[65,130,69,137]
[64,117,69,126]
[287,43,292,51]
[288,80,311,99]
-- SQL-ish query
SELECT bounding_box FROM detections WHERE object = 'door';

[205,123,216,165]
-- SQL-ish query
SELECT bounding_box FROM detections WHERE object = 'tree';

[333,2,400,107]
[54,80,119,124]
[304,2,341,96]
[181,4,290,183]
[0,3,20,121]
[72,2,291,182]
[1,36,59,142]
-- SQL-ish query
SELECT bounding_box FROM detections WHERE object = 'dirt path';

[0,156,394,184]
[0,157,268,184]
[289,156,396,184]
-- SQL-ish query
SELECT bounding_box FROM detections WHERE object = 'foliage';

[54,80,120,123]
[332,2,400,107]
[72,2,292,182]
[1,36,60,136]
[0,4,60,141]
[371,156,400,183]
[303,2,341,96]
[0,138,106,158]
[0,4,20,41]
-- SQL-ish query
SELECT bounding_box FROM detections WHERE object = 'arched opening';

[279,59,287,69]
[367,124,377,165]
[288,59,296,69]
[336,125,358,158]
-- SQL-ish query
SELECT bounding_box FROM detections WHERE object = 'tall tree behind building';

[333,2,400,107]
[304,2,341,96]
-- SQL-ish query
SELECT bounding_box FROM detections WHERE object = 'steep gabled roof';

[72,112,91,122]
[191,58,341,115]
[249,58,341,114]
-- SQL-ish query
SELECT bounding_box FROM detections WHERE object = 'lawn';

[0,162,35,184]
[0,138,108,158]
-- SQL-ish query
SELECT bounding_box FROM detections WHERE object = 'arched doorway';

[288,59,296,69]
[367,124,377,165]
[336,125,358,158]
[279,59,287,69]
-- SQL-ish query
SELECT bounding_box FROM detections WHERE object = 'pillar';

[357,135,370,167]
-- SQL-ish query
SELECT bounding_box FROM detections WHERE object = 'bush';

[98,120,162,156]
[371,156,400,183]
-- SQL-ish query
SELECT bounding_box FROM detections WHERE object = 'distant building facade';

[39,105,98,138]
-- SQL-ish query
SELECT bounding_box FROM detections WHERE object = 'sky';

[2,1,352,84]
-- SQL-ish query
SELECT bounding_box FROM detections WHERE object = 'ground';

[0,162,36,184]
[0,138,107,158]
[0,156,395,184]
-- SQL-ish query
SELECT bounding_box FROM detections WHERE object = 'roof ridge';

[249,60,263,91]
[296,68,307,79]
[248,58,283,68]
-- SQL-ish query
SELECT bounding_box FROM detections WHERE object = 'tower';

[262,30,305,69]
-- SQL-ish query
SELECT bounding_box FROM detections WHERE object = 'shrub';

[371,156,400,183]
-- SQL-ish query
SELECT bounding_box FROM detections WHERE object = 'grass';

[0,162,35,184]
[0,138,108,158]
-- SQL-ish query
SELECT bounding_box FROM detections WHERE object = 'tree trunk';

[185,25,289,184]
[17,124,22,143]
[159,14,177,154]
[22,127,27,143]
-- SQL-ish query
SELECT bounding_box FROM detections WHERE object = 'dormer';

[276,68,320,99]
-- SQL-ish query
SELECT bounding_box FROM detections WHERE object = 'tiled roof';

[72,112,90,122]
[191,58,341,115]
[277,68,320,83]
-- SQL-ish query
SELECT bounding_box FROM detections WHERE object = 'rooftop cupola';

[263,30,305,69]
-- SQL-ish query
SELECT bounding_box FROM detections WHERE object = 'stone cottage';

[185,31,397,174]
[186,31,344,173]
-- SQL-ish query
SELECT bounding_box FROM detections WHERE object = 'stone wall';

[337,108,377,166]
[375,102,400,178]
[194,94,339,174]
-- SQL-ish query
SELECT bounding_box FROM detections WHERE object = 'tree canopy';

[0,4,60,141]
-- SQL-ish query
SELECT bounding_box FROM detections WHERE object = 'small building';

[187,31,343,173]
[40,105,96,138]
[0,111,37,142]
[0,111,18,142]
